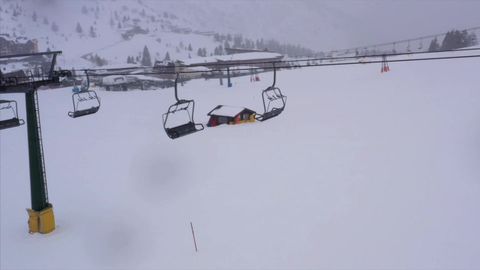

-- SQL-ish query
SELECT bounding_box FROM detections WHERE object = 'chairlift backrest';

[0,99,25,130]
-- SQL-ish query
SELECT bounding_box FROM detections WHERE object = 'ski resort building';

[154,52,284,72]
[0,35,38,56]
[207,105,256,127]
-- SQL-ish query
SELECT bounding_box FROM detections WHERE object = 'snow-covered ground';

[1,56,480,269]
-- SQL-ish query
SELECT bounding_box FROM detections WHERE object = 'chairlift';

[381,55,390,73]
[162,73,204,139]
[0,99,25,130]
[68,71,101,118]
[255,63,287,122]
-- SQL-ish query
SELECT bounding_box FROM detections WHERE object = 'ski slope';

[1,57,480,269]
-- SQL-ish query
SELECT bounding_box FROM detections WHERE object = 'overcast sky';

[23,0,480,51]
[151,0,480,51]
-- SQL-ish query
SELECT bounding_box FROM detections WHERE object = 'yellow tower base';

[27,203,55,234]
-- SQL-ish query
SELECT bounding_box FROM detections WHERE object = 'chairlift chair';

[162,74,204,139]
[0,99,25,130]
[68,71,101,118]
[255,63,287,122]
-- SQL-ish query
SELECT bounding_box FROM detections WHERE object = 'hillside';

[0,0,319,69]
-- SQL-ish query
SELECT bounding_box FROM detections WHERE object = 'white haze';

[142,0,480,50]
[14,0,480,52]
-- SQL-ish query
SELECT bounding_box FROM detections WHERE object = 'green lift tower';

[0,51,64,234]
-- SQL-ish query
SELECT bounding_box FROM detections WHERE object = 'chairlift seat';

[164,121,204,139]
[0,118,25,130]
[256,107,284,122]
[68,106,99,118]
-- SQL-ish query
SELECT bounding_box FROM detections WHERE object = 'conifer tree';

[141,46,152,66]
[76,22,83,34]
[164,52,171,61]
[51,22,59,32]
[428,37,440,52]
[89,26,96,38]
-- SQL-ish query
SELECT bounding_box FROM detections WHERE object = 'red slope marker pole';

[190,222,198,252]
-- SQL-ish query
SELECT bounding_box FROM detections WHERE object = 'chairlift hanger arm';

[174,73,180,102]
[0,51,64,93]
[0,51,63,60]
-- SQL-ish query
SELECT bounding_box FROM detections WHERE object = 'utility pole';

[227,67,232,87]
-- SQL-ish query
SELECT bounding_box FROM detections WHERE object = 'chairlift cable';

[64,46,480,75]
[63,53,480,78]
[3,51,480,82]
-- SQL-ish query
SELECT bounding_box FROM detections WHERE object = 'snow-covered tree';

[89,26,96,38]
[93,54,107,66]
[127,56,135,64]
[51,22,59,32]
[76,23,83,34]
[164,52,171,61]
[32,11,37,22]
[141,46,152,66]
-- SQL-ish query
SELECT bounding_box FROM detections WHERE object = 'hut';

[207,105,256,127]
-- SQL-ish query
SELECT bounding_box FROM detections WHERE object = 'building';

[153,52,284,80]
[225,48,269,55]
[0,35,38,56]
[207,105,256,127]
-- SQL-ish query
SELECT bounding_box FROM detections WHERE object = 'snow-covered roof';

[208,105,253,117]
[179,56,219,66]
[102,75,127,85]
[187,66,210,72]
[216,52,283,62]
[128,75,164,82]
[178,52,283,66]
[94,63,141,70]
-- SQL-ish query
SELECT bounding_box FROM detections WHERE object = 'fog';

[146,0,480,51]
[8,0,480,52]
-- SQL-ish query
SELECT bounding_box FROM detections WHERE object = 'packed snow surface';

[1,57,480,269]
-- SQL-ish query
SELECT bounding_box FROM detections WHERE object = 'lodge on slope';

[207,105,256,127]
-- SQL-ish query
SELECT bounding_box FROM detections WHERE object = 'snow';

[208,105,249,117]
[181,52,283,66]
[217,52,283,62]
[2,54,480,269]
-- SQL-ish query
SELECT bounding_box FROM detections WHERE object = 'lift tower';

[0,51,65,234]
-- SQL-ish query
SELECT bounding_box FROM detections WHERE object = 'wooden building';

[207,105,256,127]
